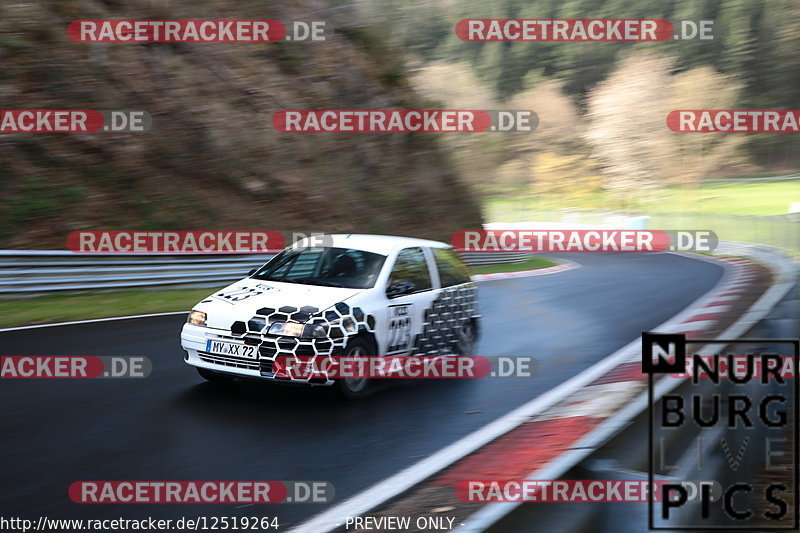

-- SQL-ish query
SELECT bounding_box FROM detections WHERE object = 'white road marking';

[677,320,716,331]
[0,311,188,332]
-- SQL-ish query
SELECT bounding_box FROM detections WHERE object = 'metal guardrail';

[0,250,533,295]
[457,251,533,266]
[0,252,276,294]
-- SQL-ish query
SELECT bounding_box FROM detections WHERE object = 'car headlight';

[188,310,207,326]
[268,321,326,338]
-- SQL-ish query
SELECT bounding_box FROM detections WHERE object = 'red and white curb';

[471,259,579,282]
[674,257,757,338]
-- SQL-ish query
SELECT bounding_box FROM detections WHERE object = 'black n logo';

[642,332,686,374]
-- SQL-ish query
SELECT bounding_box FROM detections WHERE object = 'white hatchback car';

[181,234,480,398]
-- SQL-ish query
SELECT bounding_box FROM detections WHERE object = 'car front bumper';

[181,323,338,386]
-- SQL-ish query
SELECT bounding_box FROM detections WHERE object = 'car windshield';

[252,246,386,289]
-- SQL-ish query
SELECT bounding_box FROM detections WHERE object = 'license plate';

[205,340,257,359]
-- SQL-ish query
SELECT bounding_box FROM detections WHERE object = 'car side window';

[387,247,432,295]
[432,247,472,287]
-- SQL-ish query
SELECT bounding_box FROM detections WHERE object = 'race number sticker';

[387,304,413,354]
[213,284,274,303]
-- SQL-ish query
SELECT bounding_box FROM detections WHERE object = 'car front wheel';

[454,319,478,356]
[336,338,373,400]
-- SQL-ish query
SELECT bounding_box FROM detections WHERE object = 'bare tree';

[585,52,677,203]
[669,66,746,187]
[585,51,747,205]
[510,79,581,150]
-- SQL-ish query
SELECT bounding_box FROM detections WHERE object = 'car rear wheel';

[336,338,372,400]
[197,367,236,385]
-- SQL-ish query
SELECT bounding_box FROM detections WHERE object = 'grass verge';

[471,255,557,275]
[485,180,799,217]
[0,287,219,328]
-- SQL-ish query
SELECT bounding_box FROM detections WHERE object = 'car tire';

[336,337,373,400]
[197,367,236,385]
[454,319,478,356]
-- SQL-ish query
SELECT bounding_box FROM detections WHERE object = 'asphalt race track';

[0,253,723,529]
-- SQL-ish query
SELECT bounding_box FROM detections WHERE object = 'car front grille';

[203,332,329,376]
[198,351,260,370]
[210,333,262,343]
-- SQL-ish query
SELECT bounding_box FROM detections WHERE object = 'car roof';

[292,234,450,255]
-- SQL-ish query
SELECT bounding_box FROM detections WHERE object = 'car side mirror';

[248,268,257,276]
[386,281,415,299]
